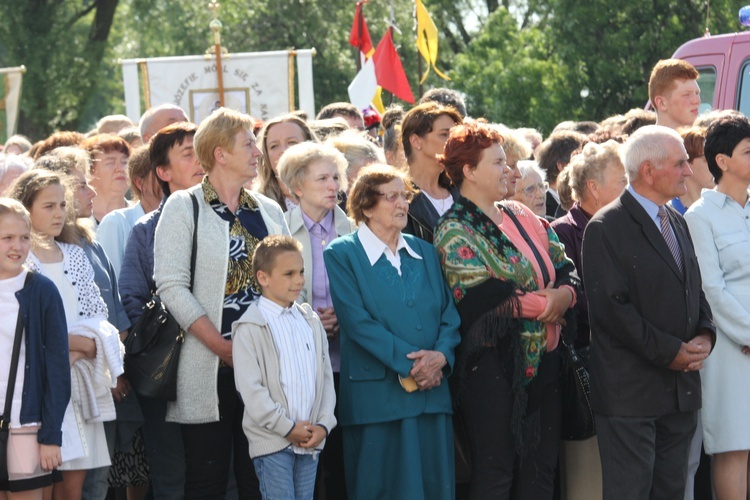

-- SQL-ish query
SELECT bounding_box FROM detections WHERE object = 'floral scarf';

[435,196,578,454]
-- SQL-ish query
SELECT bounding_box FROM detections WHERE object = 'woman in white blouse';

[684,114,750,500]
[8,170,122,500]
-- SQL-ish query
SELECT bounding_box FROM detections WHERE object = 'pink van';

[670,31,750,114]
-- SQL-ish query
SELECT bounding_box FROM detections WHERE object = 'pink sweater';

[499,207,575,351]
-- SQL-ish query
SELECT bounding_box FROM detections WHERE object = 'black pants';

[461,348,562,500]
[315,372,347,500]
[596,411,697,500]
[181,369,261,500]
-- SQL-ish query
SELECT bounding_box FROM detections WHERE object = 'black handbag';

[500,205,595,440]
[124,193,199,401]
[560,339,595,440]
[0,274,31,482]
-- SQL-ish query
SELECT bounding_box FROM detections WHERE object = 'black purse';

[560,339,595,440]
[500,205,595,440]
[0,273,31,482]
[124,193,199,401]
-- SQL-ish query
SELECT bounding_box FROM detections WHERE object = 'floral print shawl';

[434,196,578,454]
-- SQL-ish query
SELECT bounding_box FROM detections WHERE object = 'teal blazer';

[324,231,461,426]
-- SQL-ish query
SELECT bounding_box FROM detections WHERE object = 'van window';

[739,60,750,116]
[697,67,716,115]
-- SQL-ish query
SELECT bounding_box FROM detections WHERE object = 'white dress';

[36,257,110,470]
[684,189,750,454]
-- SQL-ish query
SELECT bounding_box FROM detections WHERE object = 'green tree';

[450,7,584,133]
[546,0,738,121]
[0,0,121,138]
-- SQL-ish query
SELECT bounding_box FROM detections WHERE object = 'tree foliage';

[0,0,121,138]
[450,7,583,133]
[0,0,745,139]
[545,0,738,122]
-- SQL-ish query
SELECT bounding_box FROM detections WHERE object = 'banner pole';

[209,1,225,107]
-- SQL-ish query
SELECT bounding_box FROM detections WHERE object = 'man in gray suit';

[582,125,715,500]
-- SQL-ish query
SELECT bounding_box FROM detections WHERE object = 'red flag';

[349,1,374,58]
[373,28,415,104]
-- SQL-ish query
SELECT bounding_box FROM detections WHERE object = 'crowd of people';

[0,55,747,500]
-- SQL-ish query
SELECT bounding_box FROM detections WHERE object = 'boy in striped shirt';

[232,235,336,500]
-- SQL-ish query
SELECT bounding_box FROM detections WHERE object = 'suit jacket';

[546,191,560,219]
[582,190,715,417]
[404,185,460,244]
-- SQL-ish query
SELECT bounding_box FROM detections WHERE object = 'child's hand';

[286,421,313,446]
[299,425,327,449]
[40,444,61,471]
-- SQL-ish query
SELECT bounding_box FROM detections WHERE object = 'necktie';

[657,206,683,275]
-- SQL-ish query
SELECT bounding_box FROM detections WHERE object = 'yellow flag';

[372,87,385,114]
[415,0,450,83]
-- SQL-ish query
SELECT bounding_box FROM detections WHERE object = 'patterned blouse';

[202,177,268,337]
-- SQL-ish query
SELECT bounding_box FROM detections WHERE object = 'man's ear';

[640,160,656,185]
[652,95,667,112]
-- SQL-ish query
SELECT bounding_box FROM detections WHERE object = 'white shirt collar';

[356,222,422,267]
[257,295,298,318]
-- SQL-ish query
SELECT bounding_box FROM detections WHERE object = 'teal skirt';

[343,413,454,500]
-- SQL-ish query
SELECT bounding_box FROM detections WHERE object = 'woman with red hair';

[80,134,131,223]
[434,121,579,500]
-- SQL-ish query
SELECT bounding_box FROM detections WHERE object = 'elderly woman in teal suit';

[324,164,461,500]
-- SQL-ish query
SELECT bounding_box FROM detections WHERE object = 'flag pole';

[208,1,225,107]
[356,1,363,72]
[414,1,424,97]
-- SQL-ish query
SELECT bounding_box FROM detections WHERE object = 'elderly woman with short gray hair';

[512,160,548,217]
[277,140,355,499]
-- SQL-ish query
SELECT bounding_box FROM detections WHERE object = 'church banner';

[0,66,25,144]
[121,50,315,124]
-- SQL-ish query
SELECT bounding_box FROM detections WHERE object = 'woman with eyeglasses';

[324,164,461,500]
[512,160,549,218]
[434,122,578,500]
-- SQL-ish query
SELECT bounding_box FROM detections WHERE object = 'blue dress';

[324,231,461,500]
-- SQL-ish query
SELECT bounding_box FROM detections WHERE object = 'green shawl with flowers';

[434,196,578,454]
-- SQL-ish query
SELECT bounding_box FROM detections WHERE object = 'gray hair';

[327,130,385,174]
[620,125,683,181]
[517,160,546,182]
[276,142,348,201]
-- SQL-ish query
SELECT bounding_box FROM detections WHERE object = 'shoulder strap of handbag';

[500,204,550,286]
[2,272,33,430]
[189,192,199,292]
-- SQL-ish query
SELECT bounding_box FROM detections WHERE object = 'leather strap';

[189,193,199,292]
[2,272,33,430]
[500,204,551,286]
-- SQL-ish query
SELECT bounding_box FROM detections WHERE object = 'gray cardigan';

[154,184,289,424]
[284,204,355,305]
[231,301,336,458]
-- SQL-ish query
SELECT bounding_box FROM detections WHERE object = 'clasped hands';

[286,421,326,448]
[405,350,447,391]
[535,283,574,325]
[669,332,712,372]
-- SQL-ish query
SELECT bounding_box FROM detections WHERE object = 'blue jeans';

[253,448,318,500]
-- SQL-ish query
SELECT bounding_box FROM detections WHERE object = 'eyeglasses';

[376,191,414,203]
[522,182,549,197]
